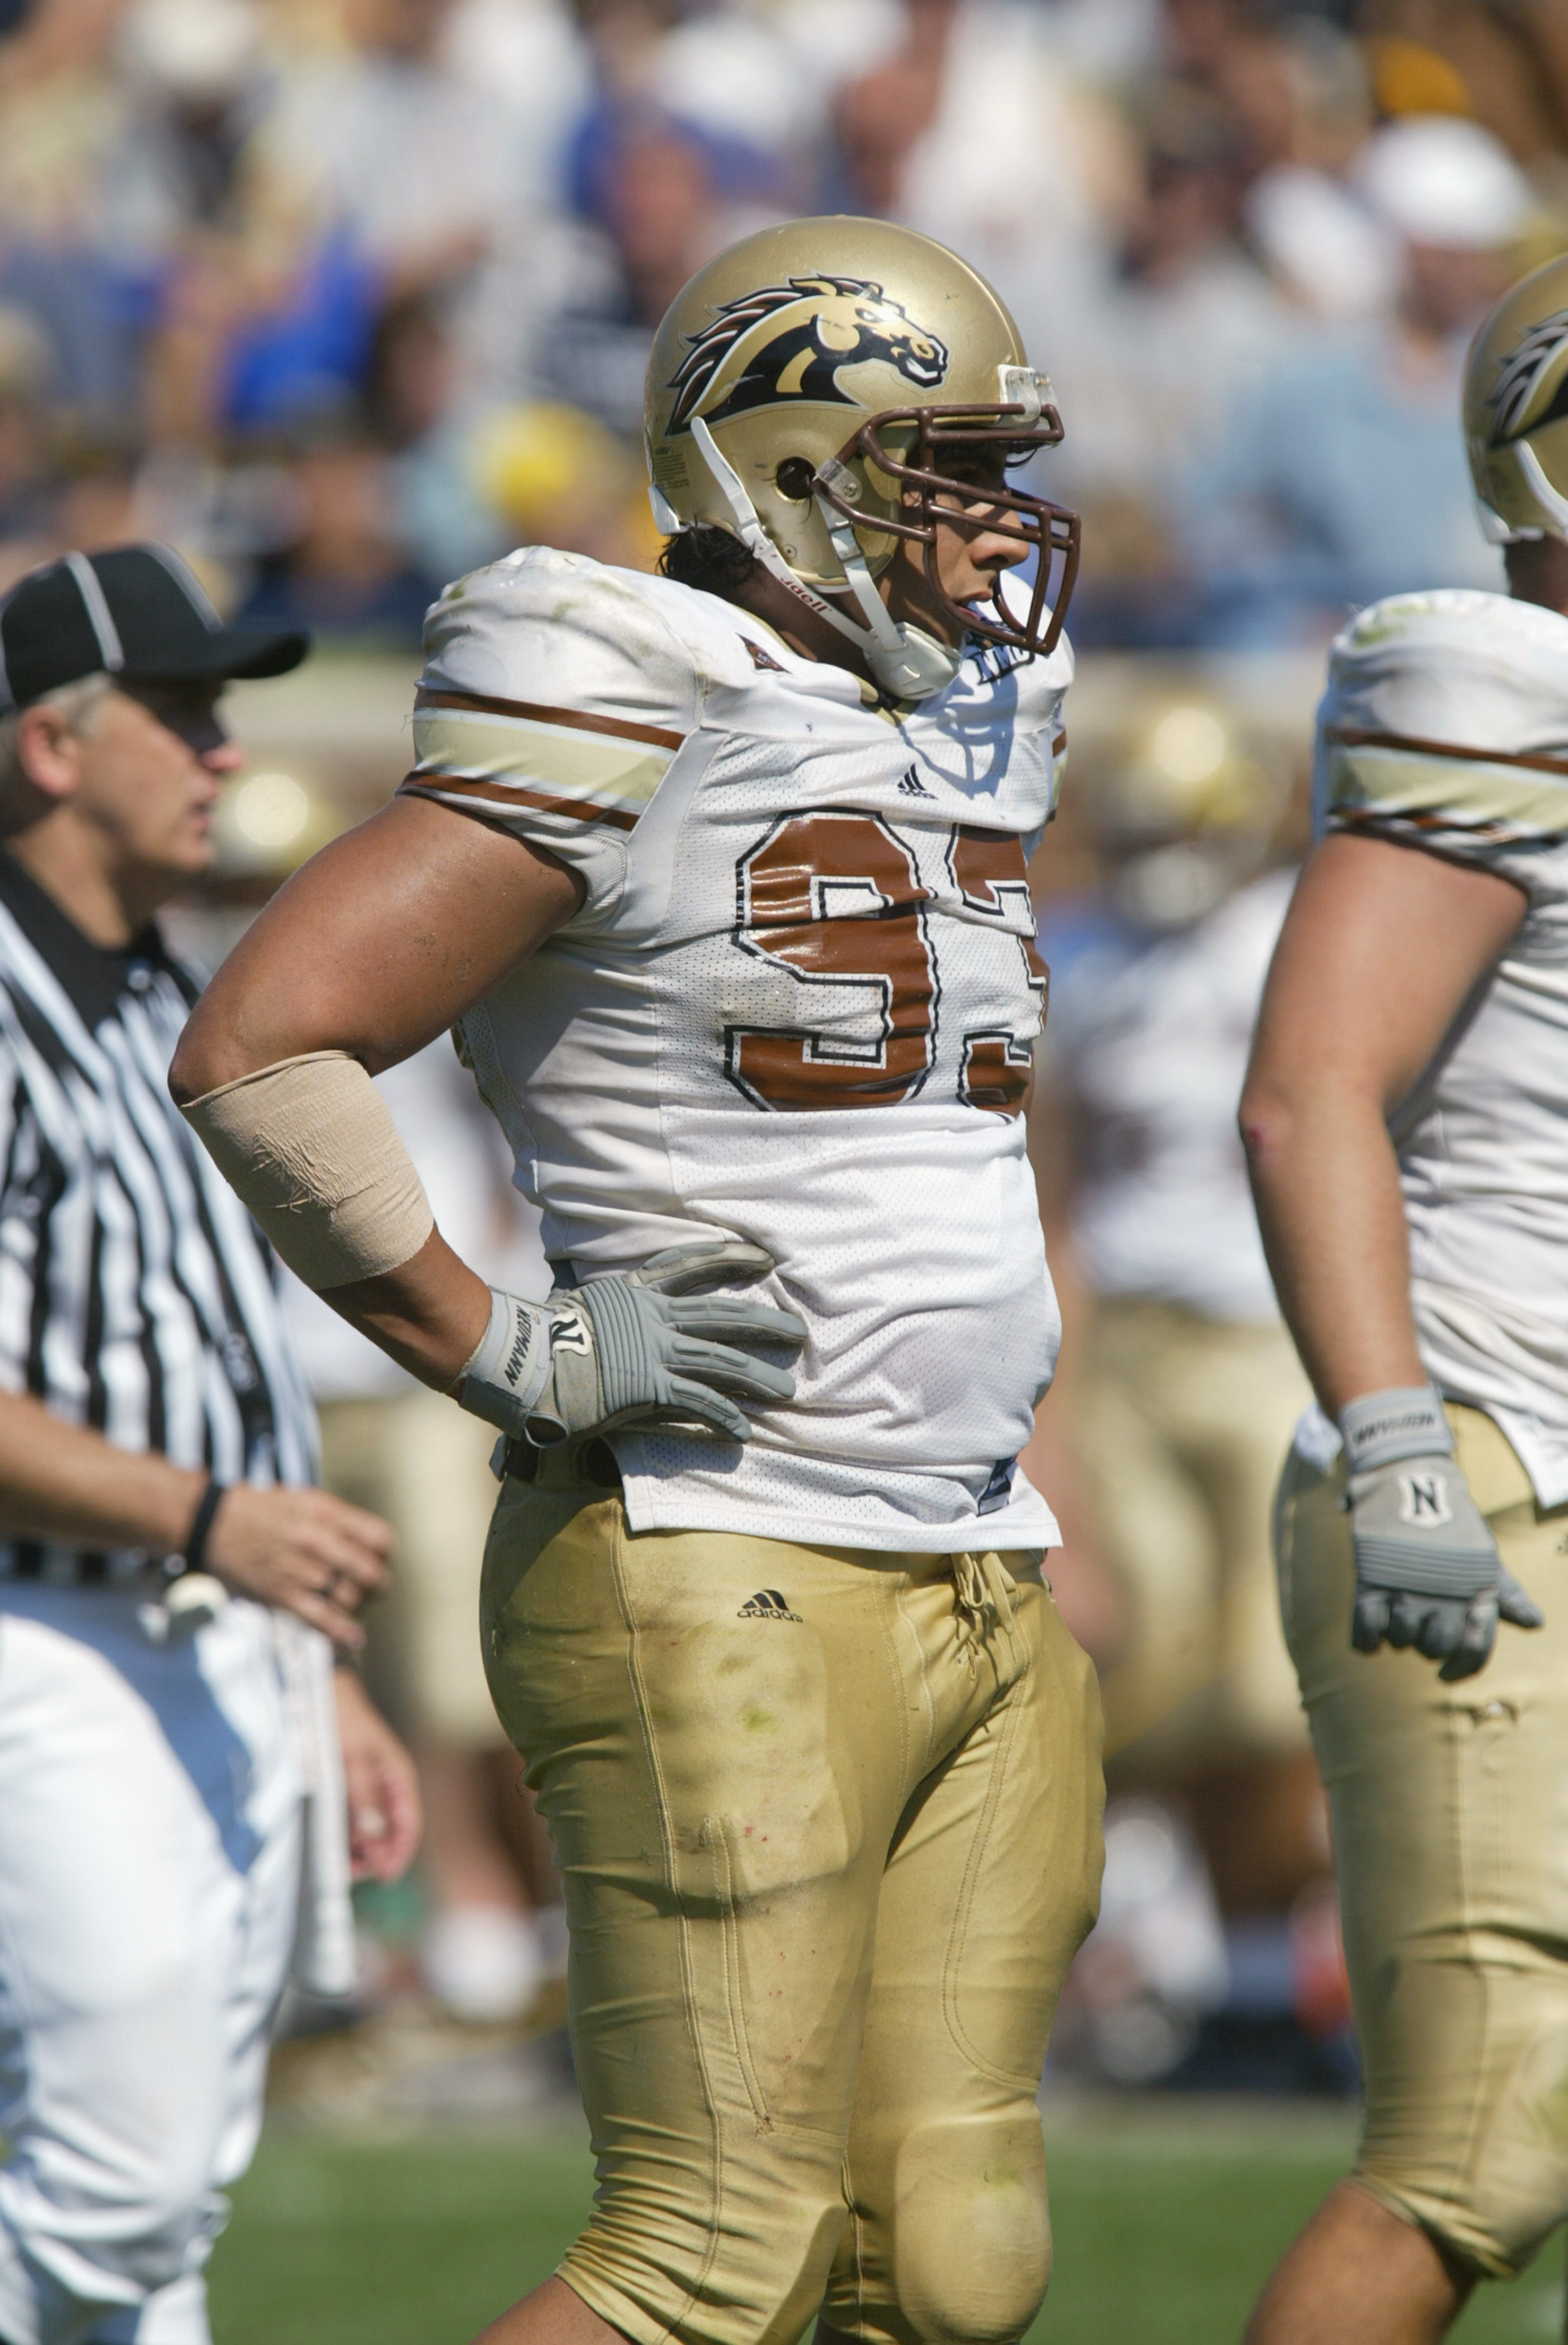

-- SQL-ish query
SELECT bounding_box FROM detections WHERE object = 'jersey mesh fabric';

[1318,588,1568,1505]
[404,548,1069,1549]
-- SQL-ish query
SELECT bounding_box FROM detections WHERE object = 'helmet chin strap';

[1510,441,1568,539]
[689,417,962,701]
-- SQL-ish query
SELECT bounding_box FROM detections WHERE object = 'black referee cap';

[0,544,309,715]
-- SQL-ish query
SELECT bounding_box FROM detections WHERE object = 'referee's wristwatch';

[158,1478,231,1638]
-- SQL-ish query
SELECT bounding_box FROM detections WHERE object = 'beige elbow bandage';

[181,1051,435,1292]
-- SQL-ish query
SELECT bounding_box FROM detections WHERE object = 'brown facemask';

[812,399,1081,659]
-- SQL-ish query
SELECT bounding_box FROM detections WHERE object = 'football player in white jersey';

[1239,254,1568,2343]
[172,219,1103,2345]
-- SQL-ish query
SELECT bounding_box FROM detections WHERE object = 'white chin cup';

[861,619,962,700]
[688,417,962,701]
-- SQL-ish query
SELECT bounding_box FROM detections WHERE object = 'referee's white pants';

[0,1586,301,2345]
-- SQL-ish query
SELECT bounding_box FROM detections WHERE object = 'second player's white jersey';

[402,547,1069,1549]
[1046,867,1294,1324]
[1318,587,1568,1503]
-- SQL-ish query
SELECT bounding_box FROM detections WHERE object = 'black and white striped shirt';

[0,852,316,1580]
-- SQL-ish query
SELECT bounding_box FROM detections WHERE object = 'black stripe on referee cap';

[0,544,309,714]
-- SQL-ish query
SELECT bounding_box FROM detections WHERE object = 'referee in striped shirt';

[0,547,420,2345]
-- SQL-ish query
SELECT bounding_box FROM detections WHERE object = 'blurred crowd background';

[8,0,1560,2108]
[2,0,1563,642]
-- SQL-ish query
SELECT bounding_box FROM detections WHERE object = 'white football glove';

[1341,1386,1542,1681]
[456,1239,806,1448]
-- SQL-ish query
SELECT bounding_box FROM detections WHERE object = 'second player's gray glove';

[1341,1385,1542,1681]
[456,1238,805,1447]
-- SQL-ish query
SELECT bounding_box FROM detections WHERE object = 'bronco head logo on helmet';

[667,277,950,433]
[644,217,1079,701]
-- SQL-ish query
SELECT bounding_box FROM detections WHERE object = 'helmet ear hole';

[775,457,817,502]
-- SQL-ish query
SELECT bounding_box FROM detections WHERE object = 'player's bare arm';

[175,793,585,1091]
[174,792,807,1444]
[1242,831,1535,1680]
[1240,830,1525,1413]
[174,795,584,1386]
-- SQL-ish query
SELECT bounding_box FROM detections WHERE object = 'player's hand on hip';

[203,1484,393,1651]
[456,1238,808,1447]
[1341,1386,1544,1681]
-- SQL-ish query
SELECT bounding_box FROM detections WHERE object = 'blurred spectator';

[636,0,835,174]
[466,397,659,565]
[1187,115,1533,645]
[831,0,1137,369]
[242,0,525,291]
[1058,82,1298,648]
[282,1041,564,2026]
[1160,0,1302,179]
[106,0,269,252]
[1361,0,1568,168]
[385,359,665,585]
[234,426,439,646]
[443,0,589,204]
[218,0,554,444]
[0,304,55,580]
[561,0,896,175]
[0,0,160,423]
[49,428,145,550]
[1243,18,1395,322]
[364,288,506,583]
[526,108,776,436]
[1037,0,1159,81]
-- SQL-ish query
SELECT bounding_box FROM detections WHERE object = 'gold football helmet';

[1465,256,1568,541]
[644,216,1079,699]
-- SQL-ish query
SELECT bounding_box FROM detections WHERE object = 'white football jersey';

[1317,587,1568,1504]
[1046,867,1294,1324]
[401,547,1070,1550]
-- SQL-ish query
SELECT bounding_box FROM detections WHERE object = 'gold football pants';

[1080,1299,1311,1767]
[1278,1405,1568,2277]
[480,1465,1103,2345]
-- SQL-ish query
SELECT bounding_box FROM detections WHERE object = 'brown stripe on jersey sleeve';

[1325,723,1568,778]
[415,686,685,753]
[398,772,640,831]
[1328,804,1514,842]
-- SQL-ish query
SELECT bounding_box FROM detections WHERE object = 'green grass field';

[207,2105,1567,2344]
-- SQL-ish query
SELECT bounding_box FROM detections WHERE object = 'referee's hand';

[204,1485,392,1649]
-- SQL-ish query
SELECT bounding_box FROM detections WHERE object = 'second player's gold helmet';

[644,216,1079,700]
[1465,256,1568,541]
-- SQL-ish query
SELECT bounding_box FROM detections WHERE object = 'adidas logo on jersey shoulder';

[897,765,934,798]
[737,1588,802,1622]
